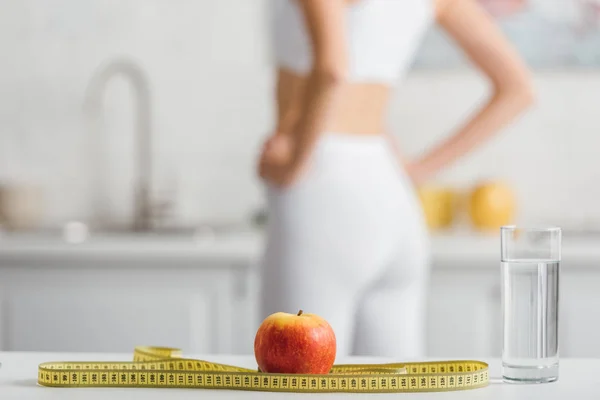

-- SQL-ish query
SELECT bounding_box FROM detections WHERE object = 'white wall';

[1,0,599,229]
[391,69,600,228]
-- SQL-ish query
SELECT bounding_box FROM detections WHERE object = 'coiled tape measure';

[38,346,489,393]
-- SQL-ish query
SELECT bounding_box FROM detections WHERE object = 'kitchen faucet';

[83,57,156,232]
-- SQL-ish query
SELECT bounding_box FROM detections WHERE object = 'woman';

[258,0,534,359]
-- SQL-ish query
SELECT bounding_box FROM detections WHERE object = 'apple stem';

[297,310,303,316]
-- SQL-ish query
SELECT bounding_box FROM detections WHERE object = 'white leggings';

[259,132,431,360]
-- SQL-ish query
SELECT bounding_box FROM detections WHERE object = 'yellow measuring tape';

[38,346,489,393]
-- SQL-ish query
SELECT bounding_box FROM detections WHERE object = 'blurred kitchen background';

[1,0,600,360]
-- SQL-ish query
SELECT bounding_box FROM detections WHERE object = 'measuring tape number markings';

[38,346,489,393]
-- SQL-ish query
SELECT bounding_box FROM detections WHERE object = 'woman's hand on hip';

[404,161,428,187]
[258,134,307,188]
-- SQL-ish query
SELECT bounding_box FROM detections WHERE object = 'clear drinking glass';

[501,226,561,383]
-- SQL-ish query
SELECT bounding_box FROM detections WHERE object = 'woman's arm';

[406,0,535,184]
[258,0,347,187]
[286,0,348,181]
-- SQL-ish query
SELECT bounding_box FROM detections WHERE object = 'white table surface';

[0,352,598,399]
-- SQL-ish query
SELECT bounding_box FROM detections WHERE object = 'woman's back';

[273,0,434,85]
[271,0,435,135]
[262,0,534,184]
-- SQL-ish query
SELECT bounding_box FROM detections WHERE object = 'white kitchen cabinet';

[1,231,600,360]
[426,259,600,360]
[2,262,595,359]
[0,262,245,354]
[558,269,600,358]
[230,266,262,355]
[426,268,501,358]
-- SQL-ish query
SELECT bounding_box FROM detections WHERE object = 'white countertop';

[0,228,598,269]
[0,352,597,399]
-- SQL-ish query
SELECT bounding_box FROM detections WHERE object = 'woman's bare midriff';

[274,68,392,137]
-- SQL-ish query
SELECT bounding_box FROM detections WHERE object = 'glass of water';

[501,225,561,383]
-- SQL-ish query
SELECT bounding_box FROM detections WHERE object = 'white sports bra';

[272,0,435,85]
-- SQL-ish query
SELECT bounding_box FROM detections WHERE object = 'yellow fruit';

[417,186,456,230]
[468,181,515,231]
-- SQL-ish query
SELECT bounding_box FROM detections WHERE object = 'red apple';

[254,310,336,374]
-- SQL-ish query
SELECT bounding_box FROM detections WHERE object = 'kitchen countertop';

[0,351,597,399]
[0,227,598,269]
